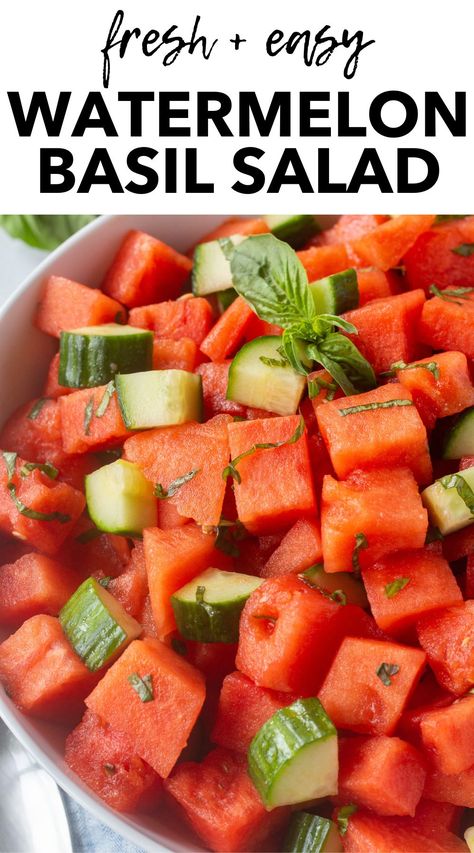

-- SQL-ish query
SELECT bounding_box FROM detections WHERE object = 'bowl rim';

[0,213,215,853]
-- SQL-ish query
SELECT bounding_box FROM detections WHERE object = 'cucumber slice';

[302,564,368,609]
[248,697,338,810]
[264,215,319,249]
[115,369,202,429]
[59,577,141,671]
[443,407,474,459]
[309,269,359,315]
[227,336,308,416]
[59,324,153,388]
[465,827,474,853]
[171,567,262,643]
[422,465,474,534]
[85,459,157,536]
[284,813,343,853]
[192,235,244,296]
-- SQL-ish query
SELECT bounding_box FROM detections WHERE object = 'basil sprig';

[229,235,376,394]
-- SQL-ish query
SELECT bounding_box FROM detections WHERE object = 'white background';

[0,0,472,213]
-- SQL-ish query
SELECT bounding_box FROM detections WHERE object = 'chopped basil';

[103,763,116,776]
[84,397,95,435]
[439,472,474,515]
[430,284,474,304]
[2,451,17,481]
[27,397,51,420]
[376,662,400,686]
[214,520,245,558]
[259,356,289,368]
[451,242,474,257]
[99,576,111,588]
[380,360,440,380]
[7,484,71,523]
[308,376,337,401]
[20,461,59,480]
[223,415,305,484]
[352,532,368,573]
[95,381,115,418]
[75,527,103,544]
[434,215,469,224]
[339,399,413,417]
[127,672,154,702]
[337,804,358,836]
[154,468,200,499]
[384,577,410,598]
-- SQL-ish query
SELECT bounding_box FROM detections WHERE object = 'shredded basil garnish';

[103,763,116,775]
[339,399,413,417]
[352,532,368,573]
[20,461,59,480]
[308,376,337,401]
[223,416,305,484]
[154,468,200,499]
[430,284,474,304]
[329,589,347,605]
[214,519,245,558]
[75,527,102,544]
[380,360,440,380]
[84,397,95,435]
[451,242,474,257]
[27,397,51,420]
[439,472,474,515]
[2,451,17,481]
[7,484,71,523]
[99,576,111,588]
[337,804,358,836]
[95,381,115,418]
[127,672,154,702]
[376,662,400,686]
[384,577,410,598]
[259,356,289,368]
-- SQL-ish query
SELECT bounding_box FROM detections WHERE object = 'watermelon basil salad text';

[2,213,474,852]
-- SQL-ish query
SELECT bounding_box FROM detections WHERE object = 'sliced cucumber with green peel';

[192,235,244,296]
[248,697,338,810]
[227,336,308,416]
[171,567,262,643]
[115,369,202,429]
[264,215,319,249]
[309,269,359,315]
[422,465,474,535]
[85,459,157,536]
[302,564,368,609]
[60,577,141,671]
[59,324,153,388]
[284,813,343,853]
[443,407,474,459]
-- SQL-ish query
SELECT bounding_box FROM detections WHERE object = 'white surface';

[0,230,47,305]
[0,215,237,853]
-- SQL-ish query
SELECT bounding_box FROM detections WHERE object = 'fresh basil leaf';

[2,451,17,481]
[223,416,305,484]
[314,314,358,335]
[127,672,154,702]
[352,532,368,573]
[384,577,410,598]
[376,662,400,686]
[230,234,315,327]
[154,468,200,499]
[439,473,474,515]
[308,376,337,401]
[315,334,376,396]
[280,328,313,375]
[337,804,358,836]
[20,461,59,480]
[451,242,474,257]
[339,399,413,417]
[0,215,97,251]
[27,397,51,420]
[95,381,115,418]
[7,484,71,523]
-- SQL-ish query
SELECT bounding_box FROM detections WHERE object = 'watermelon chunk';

[65,709,162,812]
[418,291,474,360]
[0,552,80,626]
[404,216,474,293]
[85,638,205,777]
[321,468,428,573]
[152,336,198,371]
[164,748,288,852]
[350,215,435,270]
[316,382,432,484]
[59,385,129,455]
[297,243,349,280]
[417,602,474,695]
[103,230,192,308]
[340,807,466,852]
[261,517,322,578]
[319,637,426,735]
[420,695,474,775]
[200,297,255,362]
[36,275,125,337]
[392,351,474,429]
[129,297,212,346]
[0,397,67,468]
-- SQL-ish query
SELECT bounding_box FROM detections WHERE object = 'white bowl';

[0,214,243,853]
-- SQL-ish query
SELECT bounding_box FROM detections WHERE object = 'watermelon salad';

[1,214,474,852]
